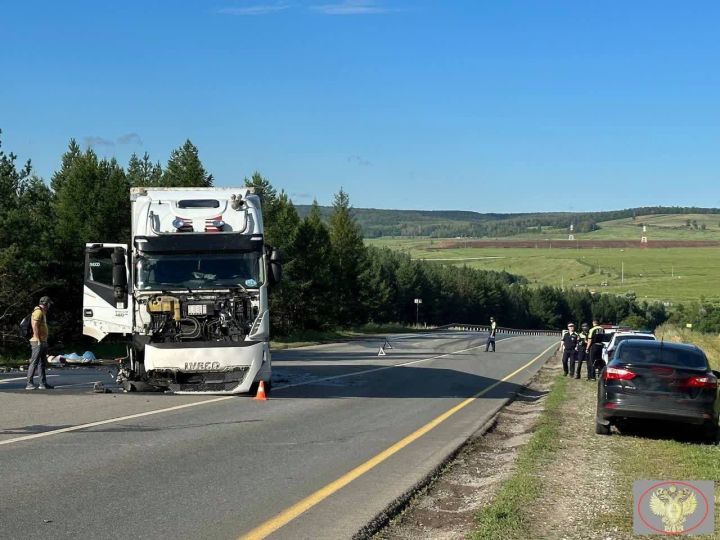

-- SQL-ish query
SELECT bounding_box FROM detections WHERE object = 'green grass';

[472,374,568,540]
[656,324,720,369]
[368,239,720,305]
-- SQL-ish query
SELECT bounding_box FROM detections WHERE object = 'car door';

[83,243,133,341]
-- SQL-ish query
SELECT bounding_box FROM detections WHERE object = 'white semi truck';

[82,187,281,394]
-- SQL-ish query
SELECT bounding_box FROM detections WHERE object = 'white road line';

[272,336,522,391]
[0,397,234,446]
[0,335,553,447]
[0,375,60,384]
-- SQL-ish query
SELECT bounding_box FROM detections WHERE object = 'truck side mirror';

[268,247,283,285]
[111,247,128,299]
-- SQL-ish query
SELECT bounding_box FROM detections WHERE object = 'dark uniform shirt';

[562,331,579,351]
[576,331,588,352]
[587,325,604,349]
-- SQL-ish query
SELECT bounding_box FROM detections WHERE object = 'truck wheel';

[595,420,611,435]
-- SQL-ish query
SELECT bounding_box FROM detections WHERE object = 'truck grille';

[165,367,250,393]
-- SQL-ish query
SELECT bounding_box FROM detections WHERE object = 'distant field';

[586,213,720,240]
[368,214,720,243]
[367,237,720,306]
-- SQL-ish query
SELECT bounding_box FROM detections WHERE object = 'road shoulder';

[371,351,563,539]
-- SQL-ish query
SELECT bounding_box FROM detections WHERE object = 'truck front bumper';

[143,341,270,394]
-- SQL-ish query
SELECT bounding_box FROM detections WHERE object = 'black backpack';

[19,310,37,340]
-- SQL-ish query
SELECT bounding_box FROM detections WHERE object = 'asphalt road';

[0,331,558,539]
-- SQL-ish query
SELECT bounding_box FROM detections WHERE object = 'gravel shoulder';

[372,351,561,540]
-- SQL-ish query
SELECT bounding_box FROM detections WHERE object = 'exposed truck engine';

[82,187,281,394]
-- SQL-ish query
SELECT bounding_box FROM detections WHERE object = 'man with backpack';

[25,296,54,390]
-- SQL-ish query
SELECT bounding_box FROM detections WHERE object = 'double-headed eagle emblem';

[649,485,698,533]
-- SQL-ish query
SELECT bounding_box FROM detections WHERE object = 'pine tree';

[162,139,212,187]
[267,190,300,251]
[127,152,162,187]
[285,201,333,330]
[244,171,277,210]
[50,138,81,193]
[0,134,55,347]
[328,188,366,325]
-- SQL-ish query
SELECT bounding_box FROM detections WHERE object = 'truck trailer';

[82,187,281,394]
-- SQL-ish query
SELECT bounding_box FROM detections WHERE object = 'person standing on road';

[574,322,589,379]
[26,296,54,390]
[561,323,579,376]
[485,317,497,352]
[586,319,605,381]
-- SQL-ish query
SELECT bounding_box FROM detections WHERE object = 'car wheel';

[595,420,611,435]
[702,422,718,444]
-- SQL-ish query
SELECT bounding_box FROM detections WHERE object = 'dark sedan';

[595,339,720,441]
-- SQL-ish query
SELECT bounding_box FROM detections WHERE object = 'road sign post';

[414,298,423,326]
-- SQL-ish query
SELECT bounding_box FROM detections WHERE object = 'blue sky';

[2,1,719,212]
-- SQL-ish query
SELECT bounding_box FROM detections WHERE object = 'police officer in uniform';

[561,322,578,376]
[485,317,497,352]
[574,322,589,379]
[586,319,605,380]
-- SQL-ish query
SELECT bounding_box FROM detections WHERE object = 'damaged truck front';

[82,187,282,394]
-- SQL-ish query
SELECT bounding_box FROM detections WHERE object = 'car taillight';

[686,375,718,389]
[604,367,637,381]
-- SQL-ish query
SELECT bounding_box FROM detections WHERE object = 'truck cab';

[83,187,281,394]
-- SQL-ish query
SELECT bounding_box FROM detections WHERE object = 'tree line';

[0,131,668,359]
[298,205,720,239]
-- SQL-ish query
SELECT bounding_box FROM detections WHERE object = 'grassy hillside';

[366,239,720,306]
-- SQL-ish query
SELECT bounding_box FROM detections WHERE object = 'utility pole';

[414,298,423,326]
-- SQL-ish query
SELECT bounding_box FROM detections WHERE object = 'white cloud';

[217,4,290,16]
[312,0,391,15]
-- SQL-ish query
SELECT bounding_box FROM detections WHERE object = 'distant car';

[596,340,720,441]
[602,332,656,364]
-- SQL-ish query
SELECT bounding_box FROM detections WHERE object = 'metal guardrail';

[436,323,562,337]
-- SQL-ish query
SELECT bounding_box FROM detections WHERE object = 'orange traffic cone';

[254,380,268,401]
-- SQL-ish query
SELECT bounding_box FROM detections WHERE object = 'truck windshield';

[135,252,263,290]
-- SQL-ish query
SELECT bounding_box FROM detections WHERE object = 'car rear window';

[615,335,654,344]
[618,344,708,369]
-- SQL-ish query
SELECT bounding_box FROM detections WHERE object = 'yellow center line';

[238,340,559,540]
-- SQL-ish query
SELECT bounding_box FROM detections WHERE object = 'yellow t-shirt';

[30,307,48,343]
